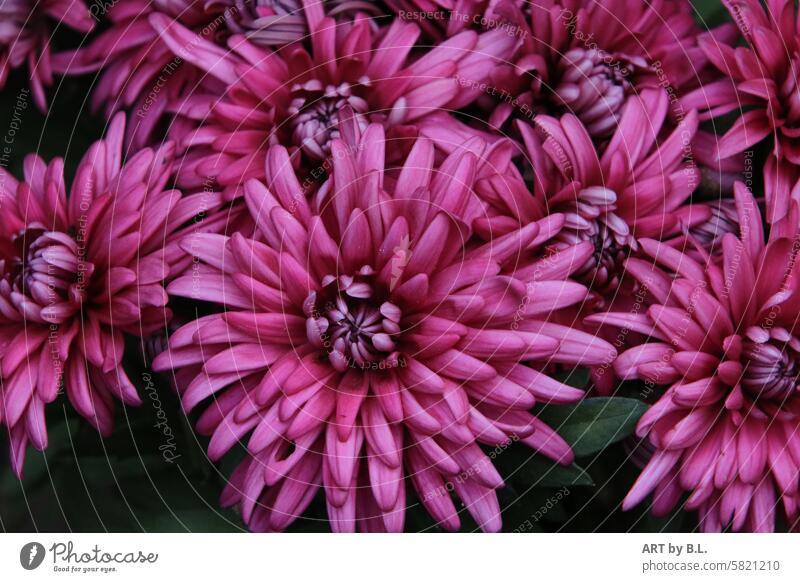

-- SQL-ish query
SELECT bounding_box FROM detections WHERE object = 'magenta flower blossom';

[167,9,514,197]
[0,114,213,476]
[587,183,800,532]
[0,0,93,111]
[53,1,382,148]
[683,0,800,223]
[457,90,705,396]
[153,118,615,532]
[479,0,728,137]
[480,90,704,297]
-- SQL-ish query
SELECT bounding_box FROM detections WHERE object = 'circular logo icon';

[20,542,46,570]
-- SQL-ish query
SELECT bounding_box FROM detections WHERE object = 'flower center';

[574,223,630,293]
[689,200,739,257]
[8,227,92,322]
[303,268,402,372]
[552,187,633,293]
[554,48,638,138]
[288,80,370,159]
[215,0,385,47]
[211,0,306,46]
[742,328,800,402]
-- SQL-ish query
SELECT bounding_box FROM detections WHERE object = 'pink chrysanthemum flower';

[168,10,514,197]
[0,114,212,476]
[587,183,800,532]
[0,0,93,111]
[684,0,800,223]
[478,90,704,297]
[54,1,382,148]
[478,0,728,137]
[458,90,704,395]
[153,119,615,532]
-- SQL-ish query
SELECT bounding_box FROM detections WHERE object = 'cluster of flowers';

[1,0,799,533]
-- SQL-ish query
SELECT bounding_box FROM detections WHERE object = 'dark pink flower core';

[550,47,643,138]
[289,80,370,159]
[741,328,800,402]
[550,187,635,292]
[686,200,739,257]
[9,228,91,323]
[202,0,384,46]
[304,270,403,371]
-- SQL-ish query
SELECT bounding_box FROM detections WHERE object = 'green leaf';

[496,446,594,488]
[523,458,594,488]
[539,397,648,457]
[551,367,591,389]
[691,0,729,27]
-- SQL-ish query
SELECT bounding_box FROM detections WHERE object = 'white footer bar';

[1,533,796,581]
